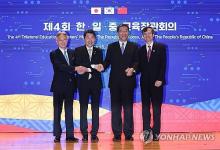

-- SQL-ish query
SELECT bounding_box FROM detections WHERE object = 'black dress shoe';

[153,133,160,141]
[125,136,134,141]
[54,137,60,143]
[113,136,121,142]
[91,135,99,142]
[66,137,79,142]
[82,136,88,142]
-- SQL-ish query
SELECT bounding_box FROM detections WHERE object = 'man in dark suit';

[138,26,167,142]
[74,29,103,142]
[99,24,138,141]
[50,31,79,143]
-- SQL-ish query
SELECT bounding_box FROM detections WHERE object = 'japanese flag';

[91,7,102,14]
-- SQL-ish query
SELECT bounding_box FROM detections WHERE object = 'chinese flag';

[117,7,128,14]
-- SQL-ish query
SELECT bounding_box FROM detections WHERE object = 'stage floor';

[0,132,219,150]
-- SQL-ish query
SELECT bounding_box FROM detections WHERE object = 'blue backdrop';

[0,0,220,132]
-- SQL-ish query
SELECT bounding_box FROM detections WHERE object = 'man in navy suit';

[99,24,138,141]
[50,31,79,143]
[74,29,103,142]
[138,26,167,142]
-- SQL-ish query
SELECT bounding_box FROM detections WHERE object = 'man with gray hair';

[50,31,79,143]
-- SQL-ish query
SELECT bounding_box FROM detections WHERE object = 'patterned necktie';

[121,42,125,54]
[87,48,93,79]
[88,48,93,61]
[147,45,152,62]
[64,50,70,65]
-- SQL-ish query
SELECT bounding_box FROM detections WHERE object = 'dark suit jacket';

[50,48,76,93]
[138,42,167,87]
[74,45,103,89]
[103,41,138,89]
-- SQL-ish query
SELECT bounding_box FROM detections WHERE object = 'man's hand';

[96,64,104,72]
[155,80,162,87]
[125,67,134,77]
[75,66,88,74]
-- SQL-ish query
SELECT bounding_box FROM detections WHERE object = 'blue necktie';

[121,42,125,54]
[64,50,70,65]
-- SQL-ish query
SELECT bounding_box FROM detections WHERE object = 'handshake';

[75,64,104,75]
[91,64,104,72]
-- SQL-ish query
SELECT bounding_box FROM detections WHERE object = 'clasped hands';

[125,67,134,77]
[75,66,88,74]
[75,64,104,74]
[92,64,134,77]
[75,65,135,77]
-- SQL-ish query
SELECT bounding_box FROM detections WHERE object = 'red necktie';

[147,45,152,62]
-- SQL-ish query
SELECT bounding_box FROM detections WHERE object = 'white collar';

[86,46,93,50]
[59,47,67,54]
[119,41,127,47]
[146,41,153,47]
[146,42,153,51]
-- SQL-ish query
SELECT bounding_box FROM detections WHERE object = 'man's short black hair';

[117,24,129,32]
[142,26,155,34]
[83,29,96,38]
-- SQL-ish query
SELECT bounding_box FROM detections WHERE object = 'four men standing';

[50,25,167,143]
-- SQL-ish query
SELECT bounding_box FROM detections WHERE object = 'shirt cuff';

[87,68,92,72]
